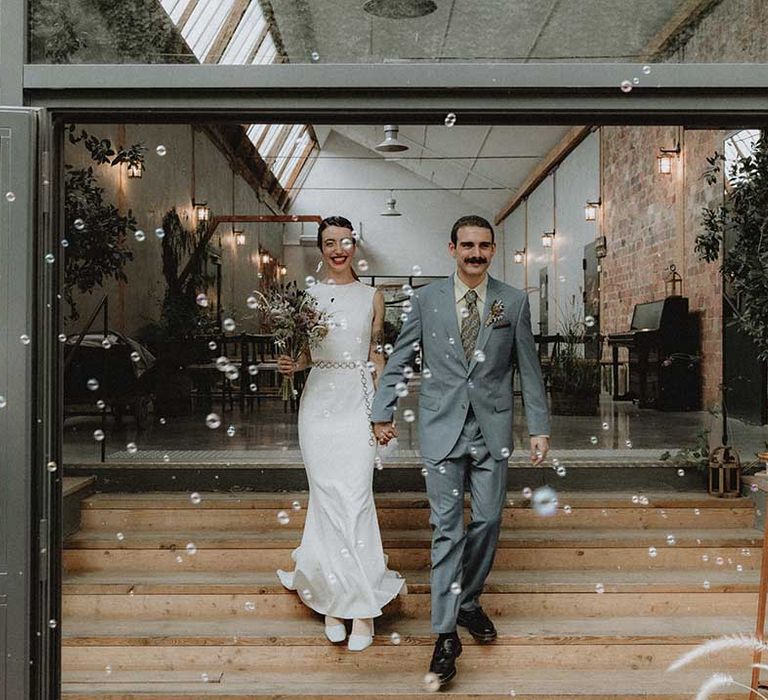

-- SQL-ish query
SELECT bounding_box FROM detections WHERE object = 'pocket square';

[492,321,511,329]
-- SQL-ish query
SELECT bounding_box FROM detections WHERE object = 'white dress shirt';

[454,273,488,328]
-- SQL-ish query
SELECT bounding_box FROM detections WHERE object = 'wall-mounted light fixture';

[193,200,210,223]
[126,162,143,179]
[380,190,402,216]
[259,250,271,265]
[584,200,600,221]
[513,249,526,264]
[657,142,681,175]
[279,265,287,276]
[234,229,246,246]
[541,230,555,248]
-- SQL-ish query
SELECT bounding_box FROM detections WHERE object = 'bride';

[276,215,405,652]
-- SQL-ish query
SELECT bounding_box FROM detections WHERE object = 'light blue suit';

[371,274,550,632]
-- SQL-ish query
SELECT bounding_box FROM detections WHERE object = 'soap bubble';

[585,315,595,327]
[292,500,301,511]
[501,447,510,458]
[677,468,685,477]
[422,368,432,379]
[473,349,486,363]
[223,318,236,332]
[46,461,57,472]
[531,486,558,517]
[555,465,567,477]
[74,218,85,230]
[208,341,217,350]
[620,80,633,93]
[444,112,457,127]
[412,265,422,276]
[44,253,55,264]
[357,259,369,272]
[601,422,609,431]
[130,351,140,362]
[522,487,532,499]
[648,546,657,558]
[20,334,31,345]
[134,229,146,242]
[395,382,408,398]
[311,51,320,62]
[424,672,441,692]
[205,413,221,429]
[590,436,598,445]
[156,144,167,156]
[5,191,16,202]
[244,601,256,611]
[96,400,106,410]
[226,425,236,437]
[305,276,316,287]
[87,378,99,391]
[116,532,125,541]
[186,543,197,555]
[390,632,402,645]
[450,581,462,595]
[403,409,415,422]
[595,582,605,594]
[196,293,209,307]
[190,492,202,505]
[277,511,290,525]
[154,227,165,239]
[642,65,652,75]
[126,442,138,454]
[247,295,259,309]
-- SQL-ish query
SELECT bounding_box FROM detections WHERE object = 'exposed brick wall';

[599,0,768,408]
[600,126,725,408]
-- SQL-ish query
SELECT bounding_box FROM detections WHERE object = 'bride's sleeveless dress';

[277,280,405,618]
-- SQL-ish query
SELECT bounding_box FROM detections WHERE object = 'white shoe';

[348,619,374,652]
[324,616,346,643]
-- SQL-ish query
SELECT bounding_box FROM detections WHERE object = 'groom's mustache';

[464,257,487,265]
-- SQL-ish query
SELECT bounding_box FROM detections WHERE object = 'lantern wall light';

[542,230,555,248]
[584,200,600,221]
[513,249,526,264]
[193,200,210,222]
[127,162,143,179]
[234,229,246,246]
[657,142,681,175]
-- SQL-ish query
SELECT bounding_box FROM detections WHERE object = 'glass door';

[0,106,59,700]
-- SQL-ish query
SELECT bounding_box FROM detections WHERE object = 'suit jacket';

[370,274,550,462]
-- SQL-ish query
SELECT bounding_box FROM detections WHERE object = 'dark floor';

[63,393,768,466]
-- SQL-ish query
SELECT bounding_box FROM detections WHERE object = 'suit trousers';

[423,407,508,633]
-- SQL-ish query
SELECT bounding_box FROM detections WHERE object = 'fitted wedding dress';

[277,280,405,618]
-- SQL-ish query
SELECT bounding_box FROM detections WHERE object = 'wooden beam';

[494,126,592,226]
[205,0,250,64]
[212,215,321,225]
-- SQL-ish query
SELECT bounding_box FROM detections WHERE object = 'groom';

[371,215,551,687]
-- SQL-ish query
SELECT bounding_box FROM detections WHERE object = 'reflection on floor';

[63,394,768,465]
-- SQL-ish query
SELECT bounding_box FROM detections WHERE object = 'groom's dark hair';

[450,215,494,245]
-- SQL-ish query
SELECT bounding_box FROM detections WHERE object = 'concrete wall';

[282,130,500,285]
[64,124,283,337]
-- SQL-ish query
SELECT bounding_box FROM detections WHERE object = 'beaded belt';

[313,360,361,369]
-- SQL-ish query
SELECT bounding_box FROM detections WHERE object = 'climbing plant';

[696,132,768,361]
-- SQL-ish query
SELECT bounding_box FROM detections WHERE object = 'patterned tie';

[460,289,480,360]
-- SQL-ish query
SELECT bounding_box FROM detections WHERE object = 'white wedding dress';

[277,280,406,619]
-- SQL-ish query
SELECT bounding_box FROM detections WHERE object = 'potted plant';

[548,310,601,416]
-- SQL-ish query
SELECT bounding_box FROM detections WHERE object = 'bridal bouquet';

[252,282,331,400]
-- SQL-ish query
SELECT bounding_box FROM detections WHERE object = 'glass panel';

[28,0,767,65]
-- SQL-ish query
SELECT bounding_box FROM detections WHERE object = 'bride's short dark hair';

[317,216,354,249]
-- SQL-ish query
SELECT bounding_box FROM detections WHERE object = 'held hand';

[373,422,398,445]
[276,354,297,377]
[530,436,550,466]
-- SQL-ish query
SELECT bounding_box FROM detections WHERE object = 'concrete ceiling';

[268,0,692,62]
[330,124,573,214]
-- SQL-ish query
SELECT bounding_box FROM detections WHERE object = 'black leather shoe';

[457,606,497,643]
[428,632,462,687]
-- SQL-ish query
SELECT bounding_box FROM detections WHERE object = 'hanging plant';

[64,125,145,320]
[696,133,768,361]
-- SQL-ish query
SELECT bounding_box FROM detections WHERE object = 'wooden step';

[65,527,762,550]
[79,505,754,532]
[81,491,752,510]
[63,542,759,574]
[59,668,755,698]
[65,476,98,538]
[62,570,758,620]
[60,639,757,672]
[62,613,754,648]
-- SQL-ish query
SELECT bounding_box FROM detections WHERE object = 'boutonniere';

[485,299,505,327]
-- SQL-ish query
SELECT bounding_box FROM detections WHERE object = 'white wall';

[283,130,499,284]
[499,131,600,335]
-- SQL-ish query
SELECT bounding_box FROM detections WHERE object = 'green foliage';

[696,134,768,360]
[64,126,144,320]
[156,208,215,340]
[28,0,194,64]
[549,309,600,395]
[660,429,711,472]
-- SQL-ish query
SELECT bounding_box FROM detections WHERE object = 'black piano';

[607,296,700,411]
